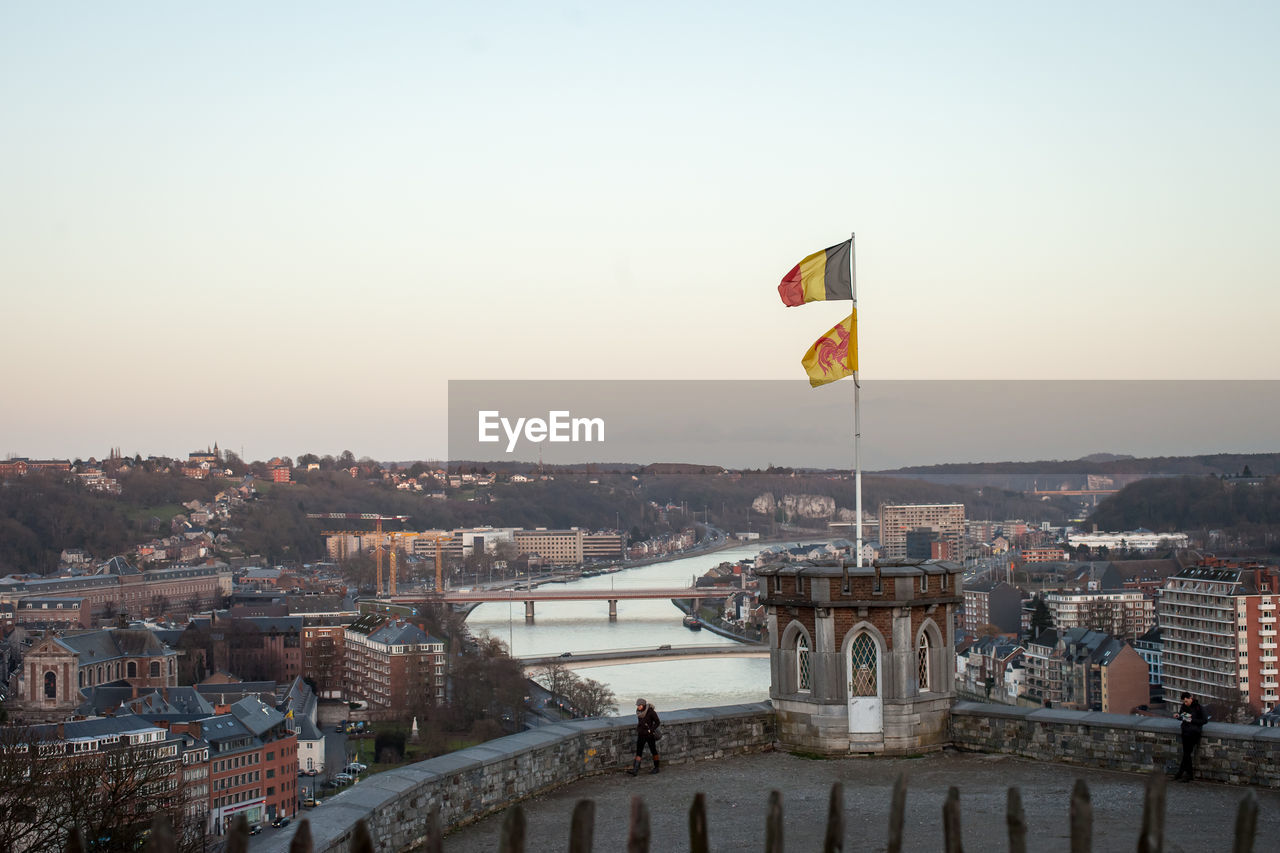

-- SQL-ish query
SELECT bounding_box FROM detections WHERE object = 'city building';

[1160,559,1280,715]
[1022,547,1067,563]
[343,613,446,714]
[14,596,92,631]
[962,580,1023,634]
[1042,589,1155,641]
[1132,626,1163,703]
[301,616,348,698]
[1067,529,1190,551]
[178,696,300,831]
[1056,628,1150,713]
[15,628,180,720]
[878,504,965,562]
[0,557,231,625]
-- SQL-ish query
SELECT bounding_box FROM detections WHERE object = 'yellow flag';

[801,311,857,387]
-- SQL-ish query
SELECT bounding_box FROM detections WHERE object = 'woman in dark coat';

[627,698,660,776]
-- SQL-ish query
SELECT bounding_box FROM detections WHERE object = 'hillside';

[1088,475,1280,536]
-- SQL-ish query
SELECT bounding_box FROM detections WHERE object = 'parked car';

[272,815,290,828]
[249,825,263,836]
[345,762,368,773]
[301,797,318,808]
[334,773,353,784]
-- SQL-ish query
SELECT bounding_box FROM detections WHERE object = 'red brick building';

[301,618,347,699]
[343,614,446,713]
[172,696,299,831]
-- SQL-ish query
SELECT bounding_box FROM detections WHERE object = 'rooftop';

[441,750,1280,852]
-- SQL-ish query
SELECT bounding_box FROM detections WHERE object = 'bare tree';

[0,726,201,852]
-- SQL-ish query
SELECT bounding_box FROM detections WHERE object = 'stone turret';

[758,558,964,755]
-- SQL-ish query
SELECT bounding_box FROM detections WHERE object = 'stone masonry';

[256,703,775,853]
[952,701,1280,787]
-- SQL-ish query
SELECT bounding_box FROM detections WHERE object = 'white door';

[847,631,883,734]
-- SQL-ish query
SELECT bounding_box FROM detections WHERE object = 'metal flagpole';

[851,232,862,568]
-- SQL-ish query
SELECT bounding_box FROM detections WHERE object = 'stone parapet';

[257,703,775,853]
[952,701,1280,787]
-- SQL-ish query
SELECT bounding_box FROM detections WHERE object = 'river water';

[465,543,772,714]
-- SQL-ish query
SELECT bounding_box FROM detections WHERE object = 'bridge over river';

[518,643,768,670]
[390,586,730,622]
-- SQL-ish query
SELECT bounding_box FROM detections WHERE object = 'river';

[465,543,772,714]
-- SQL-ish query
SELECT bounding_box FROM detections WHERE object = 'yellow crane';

[306,513,408,595]
[308,513,451,595]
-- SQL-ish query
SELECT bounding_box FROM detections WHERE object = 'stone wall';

[952,701,1280,788]
[258,703,775,853]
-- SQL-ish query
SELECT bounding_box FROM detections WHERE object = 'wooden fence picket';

[568,798,595,853]
[628,795,651,853]
[1069,779,1091,853]
[689,792,710,853]
[823,781,844,853]
[1007,787,1027,853]
[60,769,1268,853]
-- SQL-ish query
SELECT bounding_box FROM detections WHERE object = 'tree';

[566,676,618,718]
[1030,596,1053,638]
[0,726,200,853]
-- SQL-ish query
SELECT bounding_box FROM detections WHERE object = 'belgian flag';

[777,239,853,306]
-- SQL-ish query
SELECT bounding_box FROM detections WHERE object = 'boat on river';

[682,614,703,631]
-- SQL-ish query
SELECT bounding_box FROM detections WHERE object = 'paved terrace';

[442,749,1279,853]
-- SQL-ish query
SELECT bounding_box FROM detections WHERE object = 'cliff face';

[752,493,837,520]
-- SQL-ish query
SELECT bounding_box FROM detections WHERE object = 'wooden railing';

[67,771,1259,852]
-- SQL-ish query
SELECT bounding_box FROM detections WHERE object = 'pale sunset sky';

[2,3,1277,464]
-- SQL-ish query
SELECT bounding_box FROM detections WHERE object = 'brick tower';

[757,558,963,755]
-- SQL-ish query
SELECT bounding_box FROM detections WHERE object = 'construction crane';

[307,513,451,595]
[306,513,409,595]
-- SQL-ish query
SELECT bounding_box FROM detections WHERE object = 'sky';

[3,3,1278,465]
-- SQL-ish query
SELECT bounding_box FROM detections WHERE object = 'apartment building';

[175,696,300,831]
[301,616,347,698]
[878,504,965,561]
[1160,559,1280,715]
[1042,589,1155,641]
[962,580,1023,634]
[343,614,446,713]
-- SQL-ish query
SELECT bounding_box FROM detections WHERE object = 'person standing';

[1174,692,1207,782]
[626,698,660,776]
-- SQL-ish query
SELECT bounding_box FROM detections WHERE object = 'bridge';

[518,643,768,670]
[389,586,732,622]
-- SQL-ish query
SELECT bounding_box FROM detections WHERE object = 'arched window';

[150,661,160,678]
[917,633,932,692]
[78,670,85,688]
[97,665,104,683]
[168,659,175,676]
[127,661,137,678]
[796,635,812,693]
[44,671,57,699]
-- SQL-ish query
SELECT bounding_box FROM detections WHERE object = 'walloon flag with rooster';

[777,238,857,387]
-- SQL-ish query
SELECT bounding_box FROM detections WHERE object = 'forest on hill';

[1088,475,1280,540]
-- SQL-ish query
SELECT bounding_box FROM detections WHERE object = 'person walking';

[626,698,660,776]
[1174,691,1207,782]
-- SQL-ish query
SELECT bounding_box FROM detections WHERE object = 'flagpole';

[851,232,862,569]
